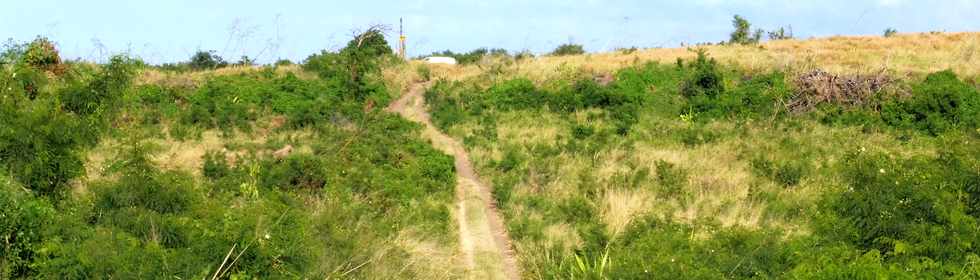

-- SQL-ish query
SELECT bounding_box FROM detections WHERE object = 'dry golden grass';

[430,32,980,83]
[599,188,654,239]
[393,229,464,279]
[137,64,315,87]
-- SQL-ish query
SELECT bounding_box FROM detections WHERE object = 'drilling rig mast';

[398,18,407,60]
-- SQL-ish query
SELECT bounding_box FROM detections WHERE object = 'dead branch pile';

[788,69,892,113]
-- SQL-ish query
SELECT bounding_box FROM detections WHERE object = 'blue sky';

[2,0,978,64]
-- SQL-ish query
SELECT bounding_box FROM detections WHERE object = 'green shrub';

[61,55,136,119]
[95,142,198,215]
[682,50,724,98]
[202,150,230,180]
[487,78,546,110]
[21,37,62,72]
[881,70,980,134]
[551,44,586,56]
[0,55,136,196]
[680,51,789,119]
[0,173,55,278]
[303,28,392,104]
[823,151,980,267]
[424,81,468,130]
[260,153,327,190]
[188,50,227,70]
[607,218,796,279]
[0,98,85,195]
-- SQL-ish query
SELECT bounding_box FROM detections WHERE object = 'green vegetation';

[425,49,980,278]
[551,43,586,56]
[190,50,229,70]
[0,31,461,279]
[3,22,979,279]
[729,15,762,45]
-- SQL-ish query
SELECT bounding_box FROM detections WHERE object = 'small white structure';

[422,56,458,65]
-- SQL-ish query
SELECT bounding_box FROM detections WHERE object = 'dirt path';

[388,82,521,280]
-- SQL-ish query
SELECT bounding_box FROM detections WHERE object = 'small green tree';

[729,15,753,44]
[188,50,227,70]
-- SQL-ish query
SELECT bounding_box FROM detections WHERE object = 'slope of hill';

[429,32,980,83]
[420,32,980,278]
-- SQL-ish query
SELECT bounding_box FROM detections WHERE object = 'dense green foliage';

[21,37,62,72]
[302,28,393,103]
[1,55,136,195]
[881,70,980,134]
[0,173,55,278]
[1,33,458,278]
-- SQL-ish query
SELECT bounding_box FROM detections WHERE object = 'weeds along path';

[388,82,521,280]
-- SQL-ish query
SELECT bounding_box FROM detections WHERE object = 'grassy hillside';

[1,30,978,279]
[1,34,463,279]
[422,32,980,278]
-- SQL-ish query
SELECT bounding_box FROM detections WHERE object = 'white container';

[422,56,458,65]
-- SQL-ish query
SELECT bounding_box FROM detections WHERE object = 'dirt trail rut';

[388,82,520,280]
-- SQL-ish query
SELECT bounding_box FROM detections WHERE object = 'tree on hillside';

[768,26,794,40]
[551,43,585,56]
[340,26,393,92]
[188,50,227,70]
[22,37,62,72]
[729,15,761,45]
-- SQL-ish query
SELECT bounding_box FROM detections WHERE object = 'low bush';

[678,51,790,119]
[0,173,55,278]
[681,50,725,99]
[606,219,796,279]
[21,37,62,73]
[820,149,980,274]
[881,70,980,134]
